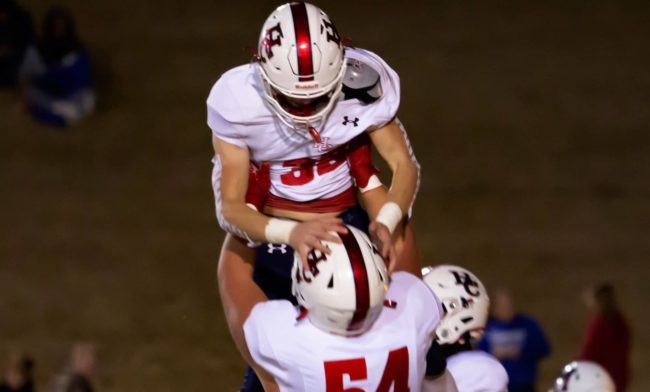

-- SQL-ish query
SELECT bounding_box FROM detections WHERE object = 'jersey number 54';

[324,346,410,392]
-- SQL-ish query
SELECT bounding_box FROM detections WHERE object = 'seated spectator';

[0,353,34,392]
[580,283,631,392]
[0,0,34,88]
[478,289,551,392]
[18,6,94,127]
[50,343,96,392]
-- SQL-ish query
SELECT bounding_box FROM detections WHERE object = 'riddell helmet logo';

[295,83,320,89]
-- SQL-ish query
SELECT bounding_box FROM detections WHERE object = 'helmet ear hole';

[327,275,334,289]
[461,317,473,324]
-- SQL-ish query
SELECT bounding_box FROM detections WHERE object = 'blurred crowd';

[475,282,631,391]
[0,283,630,391]
[1,343,96,392]
[0,0,94,127]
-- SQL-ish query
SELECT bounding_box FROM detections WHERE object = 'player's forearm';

[220,201,273,242]
[368,120,420,232]
[358,186,388,220]
[221,200,302,245]
[385,157,419,214]
[358,157,418,221]
[373,157,419,234]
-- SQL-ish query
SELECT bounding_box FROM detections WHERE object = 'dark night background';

[1,0,648,390]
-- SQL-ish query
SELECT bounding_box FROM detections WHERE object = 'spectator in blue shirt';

[18,6,95,127]
[479,289,551,392]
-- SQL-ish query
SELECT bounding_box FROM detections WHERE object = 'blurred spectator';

[0,0,34,87]
[50,343,96,392]
[0,353,35,392]
[579,283,631,391]
[18,6,95,127]
[478,289,551,392]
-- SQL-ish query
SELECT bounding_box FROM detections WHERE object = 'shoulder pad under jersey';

[342,58,382,104]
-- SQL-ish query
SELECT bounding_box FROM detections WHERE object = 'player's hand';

[289,218,348,268]
[369,221,397,272]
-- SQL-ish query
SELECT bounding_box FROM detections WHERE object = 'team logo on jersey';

[451,270,481,296]
[267,243,288,254]
[261,23,284,60]
[313,136,333,152]
[342,116,359,127]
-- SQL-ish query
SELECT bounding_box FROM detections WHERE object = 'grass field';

[1,1,649,390]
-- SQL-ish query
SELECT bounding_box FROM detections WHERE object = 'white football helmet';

[291,225,388,336]
[552,361,616,392]
[422,264,489,345]
[257,2,346,130]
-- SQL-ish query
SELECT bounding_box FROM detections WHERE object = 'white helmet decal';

[422,264,489,345]
[260,23,284,61]
[292,226,388,336]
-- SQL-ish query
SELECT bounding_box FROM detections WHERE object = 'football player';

[219,139,423,390]
[208,2,420,266]
[218,226,458,392]
[422,265,509,392]
[550,361,616,392]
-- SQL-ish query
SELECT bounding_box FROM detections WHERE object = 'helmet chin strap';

[308,125,322,144]
[296,306,309,321]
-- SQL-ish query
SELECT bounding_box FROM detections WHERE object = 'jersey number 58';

[324,346,410,392]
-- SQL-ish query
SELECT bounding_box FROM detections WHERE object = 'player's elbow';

[214,195,245,234]
[396,156,419,185]
[218,200,241,228]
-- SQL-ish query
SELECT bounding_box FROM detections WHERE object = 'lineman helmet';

[552,361,616,392]
[292,225,388,336]
[422,264,489,345]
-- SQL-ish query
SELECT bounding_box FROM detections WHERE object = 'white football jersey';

[445,351,508,392]
[207,47,400,202]
[243,272,442,392]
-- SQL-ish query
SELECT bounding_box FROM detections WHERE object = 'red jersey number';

[280,158,315,186]
[280,149,347,186]
[324,347,410,392]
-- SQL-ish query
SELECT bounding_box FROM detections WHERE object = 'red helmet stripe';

[290,2,315,82]
[339,229,370,331]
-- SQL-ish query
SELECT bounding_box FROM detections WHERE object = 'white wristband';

[264,218,298,244]
[375,202,403,234]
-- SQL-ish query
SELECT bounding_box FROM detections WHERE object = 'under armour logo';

[267,243,288,254]
[451,270,481,297]
[342,116,359,127]
[313,137,333,152]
